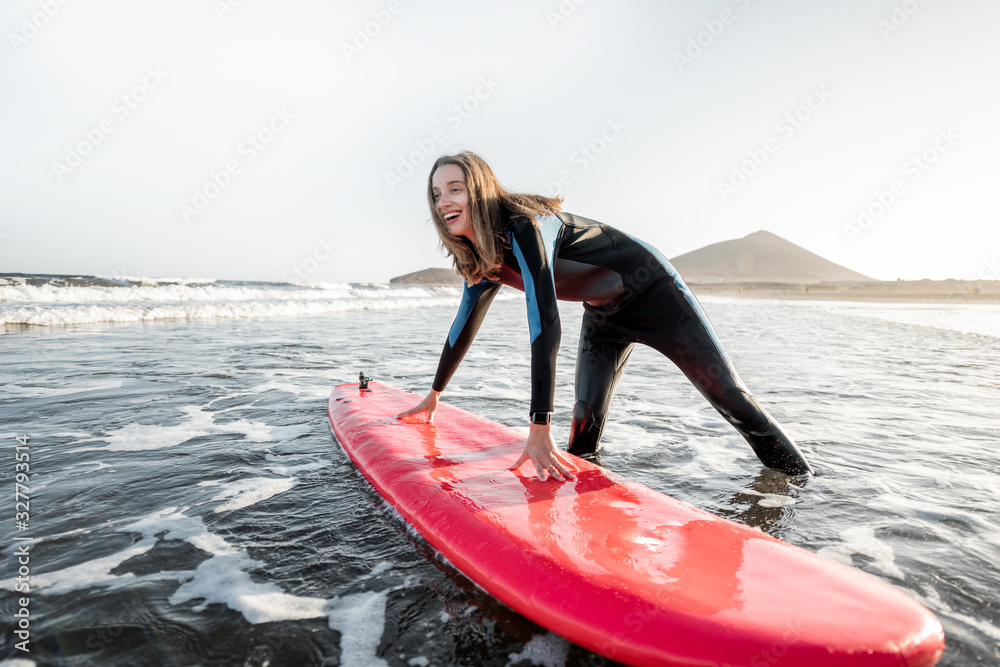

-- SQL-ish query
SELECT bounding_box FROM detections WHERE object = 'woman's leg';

[567,307,634,460]
[636,274,814,475]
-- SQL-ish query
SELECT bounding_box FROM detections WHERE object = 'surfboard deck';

[329,382,944,667]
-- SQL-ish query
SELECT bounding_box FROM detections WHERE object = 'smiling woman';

[424,154,563,286]
[398,151,814,481]
[433,164,475,242]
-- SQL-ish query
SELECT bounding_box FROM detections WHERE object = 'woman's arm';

[507,215,562,416]
[431,278,502,393]
[396,278,500,421]
[506,215,575,480]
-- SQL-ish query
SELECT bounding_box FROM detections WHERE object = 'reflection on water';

[717,469,805,535]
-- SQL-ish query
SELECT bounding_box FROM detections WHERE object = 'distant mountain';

[668,231,872,283]
[389,268,463,286]
[394,231,870,286]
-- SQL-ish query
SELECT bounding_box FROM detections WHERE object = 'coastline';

[686,280,1000,305]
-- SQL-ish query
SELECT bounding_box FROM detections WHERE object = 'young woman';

[398,151,813,481]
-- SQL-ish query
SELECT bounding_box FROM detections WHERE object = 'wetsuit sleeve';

[508,217,562,414]
[432,278,502,393]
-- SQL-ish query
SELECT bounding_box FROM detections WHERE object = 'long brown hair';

[427,151,563,285]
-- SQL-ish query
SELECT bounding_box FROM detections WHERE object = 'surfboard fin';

[359,371,372,390]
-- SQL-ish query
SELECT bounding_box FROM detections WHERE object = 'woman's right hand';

[510,422,576,482]
[397,389,441,422]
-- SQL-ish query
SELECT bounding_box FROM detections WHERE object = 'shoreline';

[687,280,1000,305]
[388,269,1000,305]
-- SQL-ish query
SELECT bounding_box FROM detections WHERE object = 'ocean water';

[1,274,998,666]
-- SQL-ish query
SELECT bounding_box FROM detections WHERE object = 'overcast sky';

[1,0,998,283]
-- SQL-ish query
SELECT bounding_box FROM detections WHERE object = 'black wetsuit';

[431,211,813,475]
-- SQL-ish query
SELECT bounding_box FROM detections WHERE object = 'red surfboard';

[329,382,944,667]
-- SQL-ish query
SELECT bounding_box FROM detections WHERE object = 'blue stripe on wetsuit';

[448,278,499,348]
[432,213,561,412]
[624,232,734,369]
[509,213,561,345]
[433,276,502,394]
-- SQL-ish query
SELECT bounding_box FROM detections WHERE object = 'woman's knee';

[719,387,771,433]
[573,400,595,424]
[568,400,603,457]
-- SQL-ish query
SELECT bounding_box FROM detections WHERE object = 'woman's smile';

[432,163,474,241]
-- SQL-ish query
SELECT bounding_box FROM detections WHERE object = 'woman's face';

[431,163,474,242]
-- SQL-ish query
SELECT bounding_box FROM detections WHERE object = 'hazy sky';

[1,0,998,283]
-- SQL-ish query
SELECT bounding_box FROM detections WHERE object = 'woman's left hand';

[396,389,441,422]
[510,423,576,482]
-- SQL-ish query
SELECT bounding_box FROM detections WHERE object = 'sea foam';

[1,276,462,326]
[0,505,393,665]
